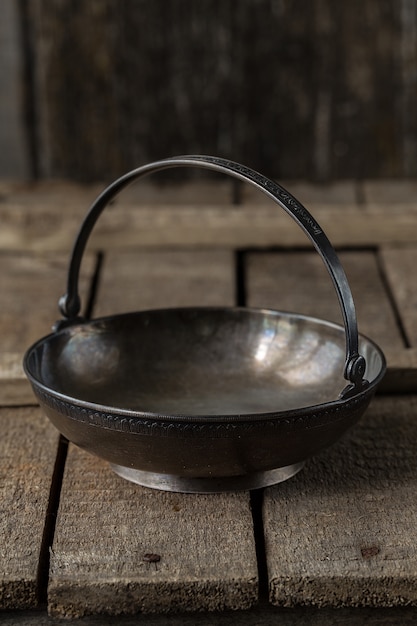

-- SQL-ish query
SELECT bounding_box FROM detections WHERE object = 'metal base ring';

[110,462,305,493]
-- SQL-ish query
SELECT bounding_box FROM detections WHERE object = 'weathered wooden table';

[2,178,417,625]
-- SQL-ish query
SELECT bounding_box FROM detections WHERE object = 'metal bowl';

[24,156,386,492]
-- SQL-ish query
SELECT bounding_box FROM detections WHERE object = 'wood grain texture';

[377,244,417,389]
[94,249,235,316]
[0,0,29,177]
[0,251,95,352]
[380,347,417,393]
[48,447,257,618]
[263,396,417,607]
[245,249,404,354]
[379,245,417,347]
[0,406,59,609]
[363,180,417,205]
[2,193,417,254]
[0,353,34,406]
[0,252,70,353]
[48,249,258,617]
[4,606,417,625]
[28,1,412,180]
[0,251,95,405]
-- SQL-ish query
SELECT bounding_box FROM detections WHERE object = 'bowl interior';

[26,308,384,417]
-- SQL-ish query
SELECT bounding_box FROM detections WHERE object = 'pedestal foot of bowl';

[110,462,305,493]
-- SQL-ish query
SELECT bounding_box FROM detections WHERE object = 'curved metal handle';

[58,155,366,394]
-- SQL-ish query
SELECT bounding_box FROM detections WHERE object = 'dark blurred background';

[2,0,417,182]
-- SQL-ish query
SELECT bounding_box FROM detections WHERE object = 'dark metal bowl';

[23,156,386,492]
[25,307,385,492]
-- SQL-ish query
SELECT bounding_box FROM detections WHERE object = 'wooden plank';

[4,606,417,625]
[246,249,404,355]
[363,180,417,204]
[80,204,329,251]
[0,177,358,211]
[376,245,417,389]
[0,406,59,609]
[0,252,85,352]
[0,251,95,405]
[29,2,410,180]
[2,202,417,252]
[49,447,258,618]
[1,184,417,252]
[0,0,29,177]
[45,203,417,249]
[379,245,417,347]
[0,353,34,406]
[115,179,234,205]
[263,395,417,607]
[380,347,417,393]
[94,249,235,316]
[48,249,258,617]
[0,178,231,208]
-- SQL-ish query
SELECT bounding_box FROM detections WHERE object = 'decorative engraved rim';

[32,382,371,438]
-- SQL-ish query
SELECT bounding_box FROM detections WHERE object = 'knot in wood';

[143,553,161,563]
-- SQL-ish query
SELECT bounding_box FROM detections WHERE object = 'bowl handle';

[58,155,367,397]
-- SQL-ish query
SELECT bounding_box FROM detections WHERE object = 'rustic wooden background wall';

[6,0,417,181]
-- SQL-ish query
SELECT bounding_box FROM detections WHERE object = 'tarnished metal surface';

[27,308,383,416]
[25,307,385,492]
